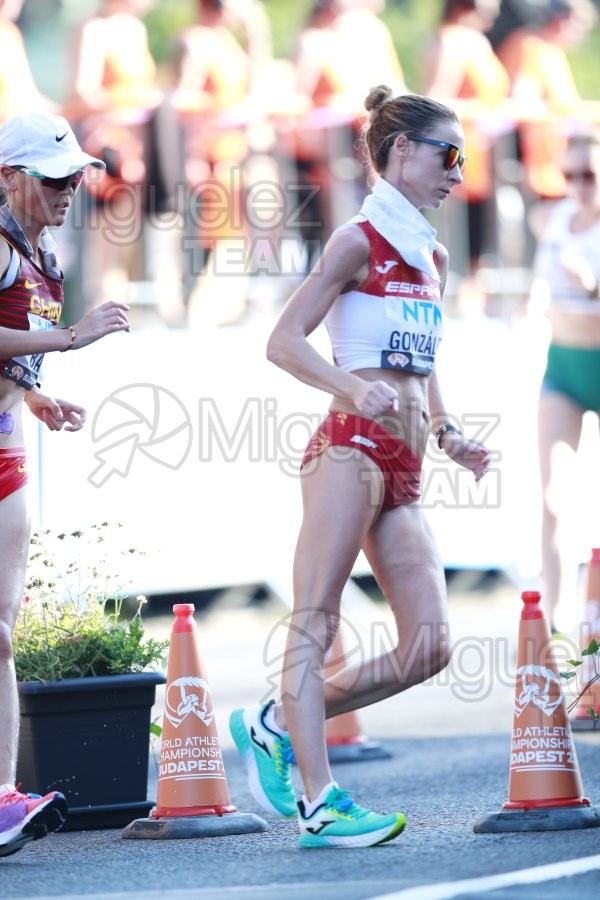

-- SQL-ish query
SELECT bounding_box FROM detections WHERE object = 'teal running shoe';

[229,700,297,817]
[298,784,406,848]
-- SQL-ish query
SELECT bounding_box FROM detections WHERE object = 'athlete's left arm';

[427,242,490,482]
[24,388,87,433]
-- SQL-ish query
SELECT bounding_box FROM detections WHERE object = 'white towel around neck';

[352,176,439,281]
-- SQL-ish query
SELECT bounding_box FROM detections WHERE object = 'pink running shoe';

[0,788,68,858]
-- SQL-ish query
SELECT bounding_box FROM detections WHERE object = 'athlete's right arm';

[0,237,69,355]
[0,302,131,358]
[0,324,76,357]
[266,224,398,414]
[0,233,130,355]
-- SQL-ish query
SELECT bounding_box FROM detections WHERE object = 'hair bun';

[364,85,393,114]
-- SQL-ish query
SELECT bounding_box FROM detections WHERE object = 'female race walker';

[0,111,129,857]
[230,86,490,849]
[529,129,600,632]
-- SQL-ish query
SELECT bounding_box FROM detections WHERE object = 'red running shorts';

[301,412,421,510]
[0,448,28,501]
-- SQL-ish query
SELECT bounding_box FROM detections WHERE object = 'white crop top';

[534,199,600,303]
[325,220,443,375]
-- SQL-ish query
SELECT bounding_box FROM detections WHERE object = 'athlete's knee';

[429,637,452,677]
[541,491,558,516]
[422,623,452,676]
[391,626,451,683]
[0,619,15,665]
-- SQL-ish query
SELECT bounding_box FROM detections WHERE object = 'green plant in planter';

[560,637,600,722]
[13,523,168,683]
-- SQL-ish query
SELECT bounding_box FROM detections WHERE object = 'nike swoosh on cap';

[56,132,69,142]
[24,279,43,289]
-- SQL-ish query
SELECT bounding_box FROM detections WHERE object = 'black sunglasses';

[11,167,85,191]
[408,136,467,173]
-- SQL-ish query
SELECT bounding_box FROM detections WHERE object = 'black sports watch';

[435,423,462,449]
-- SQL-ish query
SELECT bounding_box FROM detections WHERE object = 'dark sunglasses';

[12,167,85,191]
[408,136,467,173]
[563,170,597,184]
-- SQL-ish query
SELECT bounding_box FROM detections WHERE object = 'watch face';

[436,424,461,448]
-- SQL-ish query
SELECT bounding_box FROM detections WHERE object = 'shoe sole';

[0,795,68,858]
[229,709,296,818]
[298,813,407,849]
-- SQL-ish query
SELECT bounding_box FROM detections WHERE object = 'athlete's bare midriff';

[329,367,431,457]
[547,305,600,348]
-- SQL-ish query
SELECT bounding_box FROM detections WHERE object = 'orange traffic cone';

[474,590,600,833]
[325,628,391,763]
[571,548,600,731]
[122,604,267,840]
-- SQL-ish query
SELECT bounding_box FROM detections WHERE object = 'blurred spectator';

[487,0,546,47]
[528,130,600,631]
[172,0,260,189]
[294,0,405,115]
[170,0,274,326]
[0,0,56,121]
[496,0,598,200]
[63,0,162,308]
[423,0,509,277]
[65,0,160,120]
[288,1,407,251]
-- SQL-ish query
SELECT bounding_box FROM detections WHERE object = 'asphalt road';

[1,735,599,900]
[2,578,600,900]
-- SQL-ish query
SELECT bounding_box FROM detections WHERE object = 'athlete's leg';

[0,486,31,785]
[318,502,450,715]
[279,450,384,800]
[538,390,583,629]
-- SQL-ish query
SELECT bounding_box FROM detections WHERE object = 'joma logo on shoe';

[250,726,270,757]
[305,820,335,835]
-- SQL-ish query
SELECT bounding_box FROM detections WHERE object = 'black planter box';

[17,671,166,831]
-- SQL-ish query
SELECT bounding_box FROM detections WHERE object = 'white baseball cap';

[0,112,105,177]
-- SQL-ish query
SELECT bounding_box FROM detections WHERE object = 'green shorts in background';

[542,343,600,412]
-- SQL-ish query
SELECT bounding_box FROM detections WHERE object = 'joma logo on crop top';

[375,260,398,274]
[385,282,438,298]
